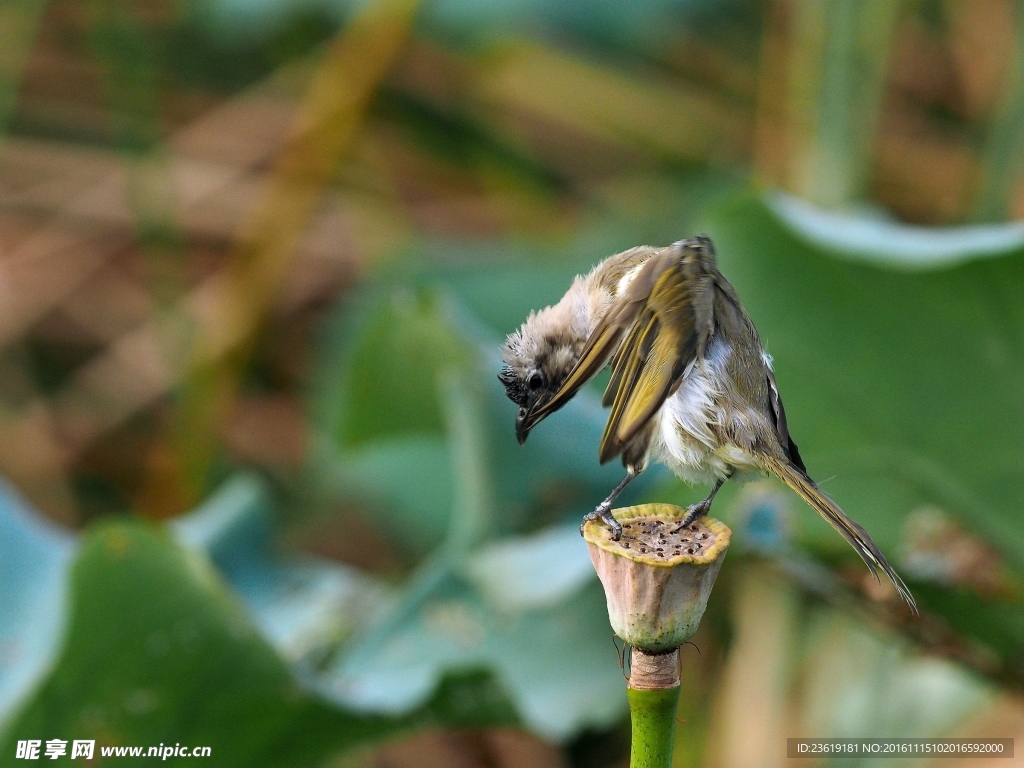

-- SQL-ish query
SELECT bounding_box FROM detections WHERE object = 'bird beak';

[515,407,532,444]
[515,392,554,444]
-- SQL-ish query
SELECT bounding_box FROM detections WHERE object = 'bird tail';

[760,453,917,612]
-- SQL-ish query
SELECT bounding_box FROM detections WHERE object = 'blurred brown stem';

[161,0,419,512]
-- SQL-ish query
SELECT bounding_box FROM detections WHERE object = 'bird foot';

[581,502,623,540]
[671,499,710,534]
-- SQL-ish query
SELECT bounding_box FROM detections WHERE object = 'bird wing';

[597,251,705,463]
[529,248,681,423]
[534,240,715,464]
[766,369,806,473]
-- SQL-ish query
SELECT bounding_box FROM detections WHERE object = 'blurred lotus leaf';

[463,523,595,613]
[0,479,521,764]
[321,578,625,741]
[0,483,74,725]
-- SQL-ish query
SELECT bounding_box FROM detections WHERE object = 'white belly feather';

[650,336,763,486]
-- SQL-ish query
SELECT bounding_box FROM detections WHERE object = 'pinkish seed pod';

[583,503,731,653]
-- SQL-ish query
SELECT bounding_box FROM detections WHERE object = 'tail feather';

[760,454,917,612]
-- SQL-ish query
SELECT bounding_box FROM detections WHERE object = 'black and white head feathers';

[498,284,590,408]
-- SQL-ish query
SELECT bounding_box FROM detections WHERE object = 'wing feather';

[598,264,700,462]
[532,248,679,421]
[767,369,806,473]
[534,240,711,464]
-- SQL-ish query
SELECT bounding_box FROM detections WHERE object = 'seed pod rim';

[582,503,731,566]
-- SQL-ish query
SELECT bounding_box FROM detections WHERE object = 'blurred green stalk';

[0,0,48,135]
[628,686,681,768]
[787,0,904,208]
[972,1,1024,222]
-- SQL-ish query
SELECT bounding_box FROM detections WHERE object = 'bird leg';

[673,474,728,532]
[581,472,636,540]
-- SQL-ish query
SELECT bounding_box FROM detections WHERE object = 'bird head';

[499,299,587,444]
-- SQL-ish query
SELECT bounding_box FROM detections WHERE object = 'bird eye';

[528,371,545,390]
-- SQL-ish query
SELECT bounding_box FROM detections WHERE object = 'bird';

[499,236,916,609]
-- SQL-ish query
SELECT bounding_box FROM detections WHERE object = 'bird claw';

[671,500,709,534]
[581,503,623,540]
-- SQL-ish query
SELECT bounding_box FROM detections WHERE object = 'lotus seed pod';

[584,503,731,653]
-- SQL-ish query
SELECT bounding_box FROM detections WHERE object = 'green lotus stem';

[583,504,731,768]
[627,647,682,768]
[628,686,681,768]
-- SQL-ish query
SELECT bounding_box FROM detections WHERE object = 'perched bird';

[499,236,915,609]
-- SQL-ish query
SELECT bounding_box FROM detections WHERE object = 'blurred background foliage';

[0,0,1023,766]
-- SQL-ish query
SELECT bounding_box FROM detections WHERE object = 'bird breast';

[651,336,764,485]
